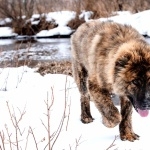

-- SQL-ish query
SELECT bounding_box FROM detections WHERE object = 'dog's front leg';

[119,96,140,141]
[88,78,121,128]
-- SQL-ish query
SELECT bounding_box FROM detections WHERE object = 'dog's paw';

[120,132,140,142]
[81,115,94,124]
[102,114,121,128]
[102,107,121,128]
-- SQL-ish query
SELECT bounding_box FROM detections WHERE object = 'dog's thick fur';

[71,21,150,141]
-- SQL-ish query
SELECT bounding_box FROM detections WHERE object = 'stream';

[0,37,150,67]
[0,38,71,67]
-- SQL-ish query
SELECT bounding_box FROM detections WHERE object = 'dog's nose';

[140,99,150,110]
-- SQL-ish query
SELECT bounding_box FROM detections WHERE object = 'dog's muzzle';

[127,95,150,117]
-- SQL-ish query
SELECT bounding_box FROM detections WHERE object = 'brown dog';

[71,21,150,142]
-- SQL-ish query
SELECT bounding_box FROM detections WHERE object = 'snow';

[31,20,40,25]
[32,14,41,19]
[47,11,76,27]
[79,10,93,22]
[36,26,73,37]
[0,66,150,149]
[36,11,76,37]
[99,10,150,36]
[0,27,17,37]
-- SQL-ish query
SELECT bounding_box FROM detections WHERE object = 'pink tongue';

[138,109,149,117]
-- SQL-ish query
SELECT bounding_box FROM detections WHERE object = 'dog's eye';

[132,79,141,86]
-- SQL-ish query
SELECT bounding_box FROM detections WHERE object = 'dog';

[71,20,150,142]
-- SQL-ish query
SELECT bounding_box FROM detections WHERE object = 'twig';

[0,130,5,150]
[5,124,12,150]
[66,98,71,131]
[47,91,51,150]
[42,88,55,150]
[75,135,83,150]
[29,127,39,150]
[15,107,26,136]
[50,77,68,149]
[6,101,19,150]
[106,135,119,150]
[69,135,84,150]
[0,68,10,91]
[25,128,30,150]
[51,109,66,149]
[64,76,71,131]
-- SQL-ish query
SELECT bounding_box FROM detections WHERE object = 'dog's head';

[114,46,150,117]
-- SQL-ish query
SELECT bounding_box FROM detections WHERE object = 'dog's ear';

[115,54,131,68]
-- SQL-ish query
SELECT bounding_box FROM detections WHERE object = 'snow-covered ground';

[0,67,150,149]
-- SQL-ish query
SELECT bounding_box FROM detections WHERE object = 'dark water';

[0,38,70,51]
[1,37,150,58]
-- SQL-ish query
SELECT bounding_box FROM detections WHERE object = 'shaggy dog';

[71,21,150,141]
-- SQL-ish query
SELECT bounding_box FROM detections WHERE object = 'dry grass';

[82,0,118,19]
[36,60,72,76]
[116,0,150,13]
[36,0,81,13]
[14,16,57,35]
[67,15,85,30]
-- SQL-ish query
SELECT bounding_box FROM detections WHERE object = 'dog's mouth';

[128,96,149,117]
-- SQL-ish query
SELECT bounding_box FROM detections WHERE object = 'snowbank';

[0,27,17,37]
[100,10,150,36]
[0,67,150,149]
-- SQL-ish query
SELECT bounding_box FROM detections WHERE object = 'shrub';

[0,0,35,34]
[1,0,150,35]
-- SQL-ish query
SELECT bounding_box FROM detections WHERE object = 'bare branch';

[6,101,26,150]
[16,106,26,126]
[41,119,48,132]
[66,98,71,131]
[75,135,83,150]
[51,77,68,149]
[106,135,119,150]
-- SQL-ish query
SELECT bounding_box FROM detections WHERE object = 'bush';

[0,0,34,23]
